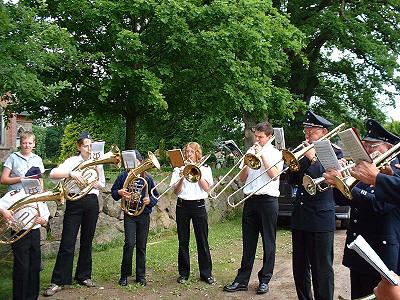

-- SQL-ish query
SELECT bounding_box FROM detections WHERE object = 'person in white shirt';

[224,121,283,295]
[0,169,50,300]
[170,142,215,285]
[1,131,45,192]
[44,131,104,297]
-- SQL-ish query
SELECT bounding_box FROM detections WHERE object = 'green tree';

[15,0,304,150]
[0,2,76,121]
[272,0,400,142]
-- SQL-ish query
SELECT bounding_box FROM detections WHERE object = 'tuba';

[0,183,65,245]
[335,142,400,199]
[120,151,160,216]
[63,144,121,201]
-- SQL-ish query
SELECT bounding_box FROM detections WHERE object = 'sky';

[384,96,400,121]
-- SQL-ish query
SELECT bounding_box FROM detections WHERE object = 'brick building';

[0,99,33,162]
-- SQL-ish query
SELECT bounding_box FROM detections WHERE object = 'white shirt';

[3,152,45,192]
[170,165,213,200]
[242,143,283,197]
[52,155,105,196]
[0,189,50,230]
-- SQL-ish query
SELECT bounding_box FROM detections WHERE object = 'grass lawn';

[0,214,292,299]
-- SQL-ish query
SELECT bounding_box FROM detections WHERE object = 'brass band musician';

[223,121,283,294]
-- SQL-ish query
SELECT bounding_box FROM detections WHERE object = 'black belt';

[177,198,205,205]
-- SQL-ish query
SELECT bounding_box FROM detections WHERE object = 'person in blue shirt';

[111,150,158,287]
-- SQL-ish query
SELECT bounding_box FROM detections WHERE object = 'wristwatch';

[310,156,318,164]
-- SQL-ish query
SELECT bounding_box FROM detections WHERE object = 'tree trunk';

[243,111,257,150]
[125,113,137,150]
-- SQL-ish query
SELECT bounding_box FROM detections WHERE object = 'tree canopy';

[1,0,399,152]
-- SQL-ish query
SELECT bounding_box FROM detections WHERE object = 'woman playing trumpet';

[170,142,215,285]
[223,121,283,294]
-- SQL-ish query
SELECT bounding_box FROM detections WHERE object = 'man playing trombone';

[324,119,400,299]
[223,120,283,295]
[288,111,343,300]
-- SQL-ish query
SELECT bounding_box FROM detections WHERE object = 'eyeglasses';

[303,128,322,135]
[363,142,383,149]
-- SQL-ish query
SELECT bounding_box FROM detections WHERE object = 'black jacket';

[288,146,343,232]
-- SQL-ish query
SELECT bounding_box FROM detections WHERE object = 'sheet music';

[91,141,106,185]
[21,178,42,194]
[313,140,341,170]
[168,149,185,168]
[338,128,373,163]
[222,140,243,157]
[348,235,399,286]
[273,128,285,150]
[122,150,137,169]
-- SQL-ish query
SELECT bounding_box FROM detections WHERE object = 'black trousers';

[235,195,278,285]
[120,213,150,280]
[176,198,212,279]
[51,194,99,285]
[12,228,41,300]
[292,229,334,300]
[350,269,381,299]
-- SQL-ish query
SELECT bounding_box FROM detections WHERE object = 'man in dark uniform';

[288,111,342,300]
[324,118,400,299]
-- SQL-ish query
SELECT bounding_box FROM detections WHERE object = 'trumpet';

[302,163,353,195]
[335,142,400,199]
[150,154,211,200]
[209,138,274,200]
[226,123,346,208]
[0,183,65,245]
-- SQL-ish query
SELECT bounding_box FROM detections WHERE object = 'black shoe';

[256,282,269,294]
[201,276,215,284]
[177,276,188,284]
[118,277,128,286]
[223,282,248,292]
[137,279,147,286]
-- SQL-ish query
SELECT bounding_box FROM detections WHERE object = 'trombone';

[150,154,211,200]
[209,138,274,200]
[334,141,400,199]
[226,123,346,208]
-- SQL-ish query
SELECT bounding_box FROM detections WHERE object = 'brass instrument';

[226,123,346,208]
[151,154,211,200]
[209,138,275,200]
[0,183,65,245]
[121,151,160,216]
[63,144,121,201]
[302,162,354,195]
[335,142,400,199]
[282,123,346,172]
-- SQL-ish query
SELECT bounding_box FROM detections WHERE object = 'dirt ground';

[38,229,351,300]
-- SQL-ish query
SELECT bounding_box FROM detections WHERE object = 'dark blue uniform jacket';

[335,160,400,274]
[111,171,158,215]
[288,146,343,232]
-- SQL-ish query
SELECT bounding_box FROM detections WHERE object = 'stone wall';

[41,178,243,256]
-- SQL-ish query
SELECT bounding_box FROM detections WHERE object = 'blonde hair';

[20,131,35,142]
[183,142,203,164]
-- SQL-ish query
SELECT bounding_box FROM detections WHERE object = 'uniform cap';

[303,111,333,128]
[362,119,400,145]
[77,131,91,142]
[25,166,42,178]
